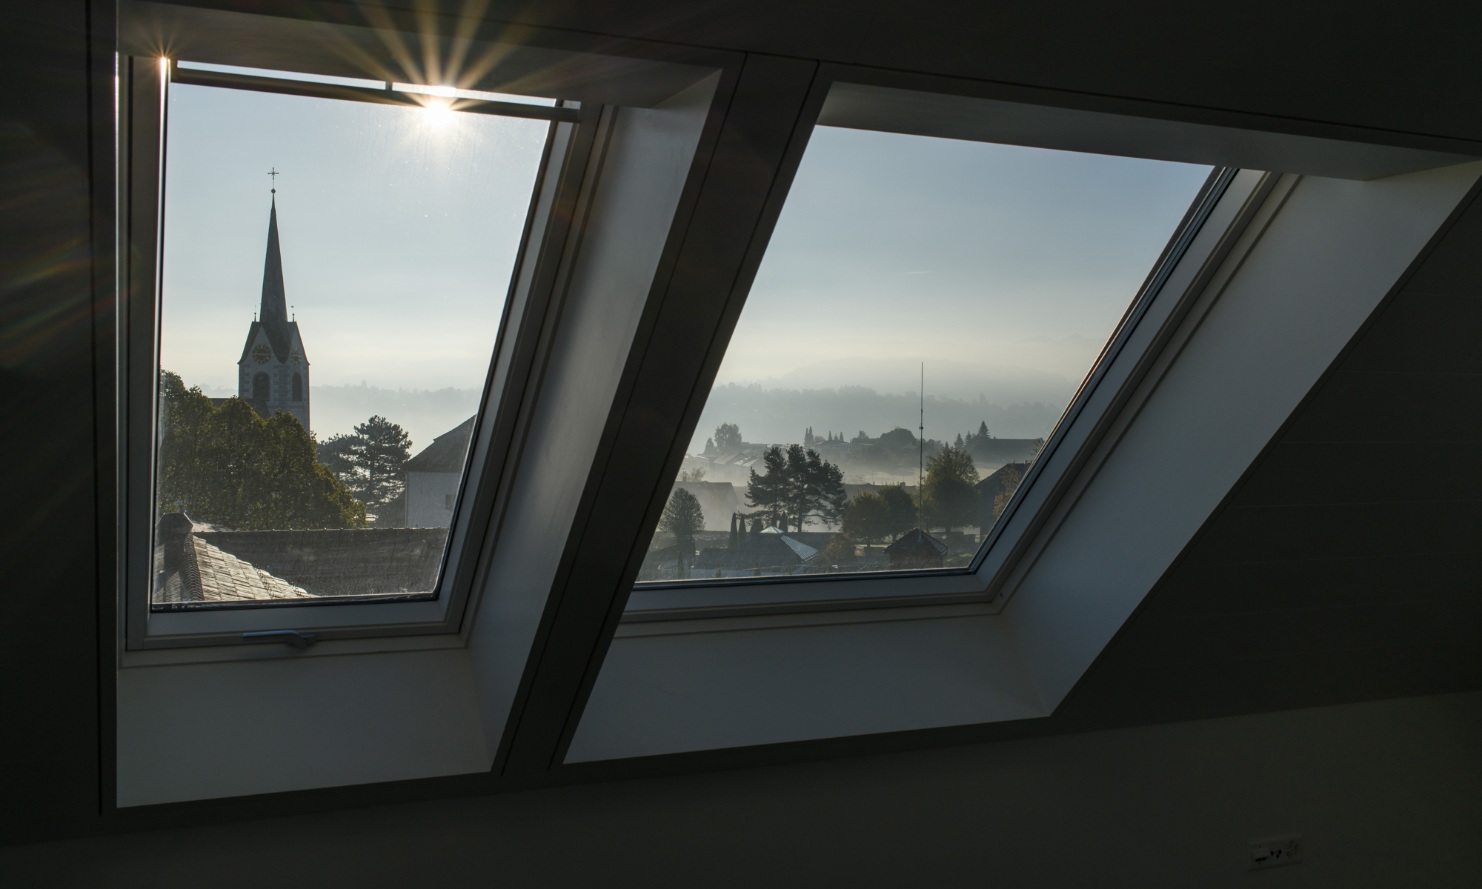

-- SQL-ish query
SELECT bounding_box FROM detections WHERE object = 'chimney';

[156,512,194,575]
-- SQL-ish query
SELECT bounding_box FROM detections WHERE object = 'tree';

[878,426,918,450]
[317,433,358,481]
[659,487,705,579]
[677,466,708,482]
[744,444,847,533]
[713,422,742,451]
[819,533,856,567]
[841,490,890,551]
[879,484,919,540]
[316,415,412,525]
[922,445,980,534]
[156,371,364,530]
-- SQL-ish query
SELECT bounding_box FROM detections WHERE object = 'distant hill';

[691,383,1062,453]
[192,382,481,453]
[310,384,480,453]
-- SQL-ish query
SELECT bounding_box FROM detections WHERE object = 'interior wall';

[0,0,103,843]
[5,692,1479,887]
[5,0,1481,853]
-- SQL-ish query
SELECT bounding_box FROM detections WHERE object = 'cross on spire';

[268,166,279,194]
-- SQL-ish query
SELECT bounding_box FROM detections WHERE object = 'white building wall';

[406,470,460,528]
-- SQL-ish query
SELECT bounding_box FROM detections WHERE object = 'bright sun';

[421,99,455,127]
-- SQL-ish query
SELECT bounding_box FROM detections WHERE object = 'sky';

[158,75,547,445]
[159,70,1210,450]
[716,127,1211,399]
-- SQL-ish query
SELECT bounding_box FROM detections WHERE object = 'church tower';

[237,194,310,430]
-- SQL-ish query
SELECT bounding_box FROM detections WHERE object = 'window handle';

[242,629,319,649]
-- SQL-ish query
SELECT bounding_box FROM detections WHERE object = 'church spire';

[238,175,310,432]
[259,195,288,327]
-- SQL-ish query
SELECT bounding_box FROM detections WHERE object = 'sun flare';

[419,97,455,129]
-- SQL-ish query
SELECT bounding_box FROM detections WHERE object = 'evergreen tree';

[659,487,705,578]
[315,414,413,525]
[744,444,847,532]
[317,433,358,481]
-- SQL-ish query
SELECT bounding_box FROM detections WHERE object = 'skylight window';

[633,125,1211,592]
[141,65,554,614]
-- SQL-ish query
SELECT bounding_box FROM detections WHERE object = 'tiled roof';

[198,527,449,597]
[154,535,316,605]
[151,514,449,604]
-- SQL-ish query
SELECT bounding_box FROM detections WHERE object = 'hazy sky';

[717,127,1212,398]
[160,72,1209,448]
[159,77,547,437]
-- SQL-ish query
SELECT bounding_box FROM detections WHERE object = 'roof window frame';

[620,72,1266,620]
[116,14,603,654]
[614,60,1477,624]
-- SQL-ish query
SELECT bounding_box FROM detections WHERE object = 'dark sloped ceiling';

[1053,186,1482,732]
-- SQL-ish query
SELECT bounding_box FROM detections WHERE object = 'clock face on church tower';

[252,344,271,364]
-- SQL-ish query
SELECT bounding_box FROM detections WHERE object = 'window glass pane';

[150,79,548,608]
[636,126,1210,585]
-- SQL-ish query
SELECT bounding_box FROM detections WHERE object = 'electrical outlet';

[1247,834,1302,870]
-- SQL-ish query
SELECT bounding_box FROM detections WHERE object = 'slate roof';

[885,528,948,556]
[405,415,476,473]
[884,528,948,569]
[975,462,1029,498]
[695,534,809,571]
[760,527,820,562]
